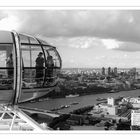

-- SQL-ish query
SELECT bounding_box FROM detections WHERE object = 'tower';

[108,67,111,76]
[102,67,105,75]
[114,67,118,76]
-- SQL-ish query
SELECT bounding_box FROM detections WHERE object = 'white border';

[1,3,140,139]
[1,6,140,10]
[0,0,140,7]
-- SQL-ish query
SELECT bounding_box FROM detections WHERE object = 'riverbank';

[35,87,136,101]
[20,89,140,114]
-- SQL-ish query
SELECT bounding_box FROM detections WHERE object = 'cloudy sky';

[1,10,140,68]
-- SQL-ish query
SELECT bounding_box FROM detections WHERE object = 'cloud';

[114,42,140,52]
[37,36,104,49]
[0,10,140,43]
[68,37,102,49]
[1,10,140,53]
[16,10,140,45]
[102,39,122,50]
[0,15,19,30]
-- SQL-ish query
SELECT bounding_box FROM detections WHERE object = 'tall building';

[114,67,118,76]
[132,67,136,74]
[108,67,111,76]
[102,67,105,75]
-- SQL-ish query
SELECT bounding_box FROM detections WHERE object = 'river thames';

[21,89,140,114]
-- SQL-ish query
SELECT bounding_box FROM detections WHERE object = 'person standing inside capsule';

[35,52,44,84]
[46,55,54,83]
[6,53,13,78]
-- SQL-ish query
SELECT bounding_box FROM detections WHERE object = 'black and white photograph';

[1,6,140,132]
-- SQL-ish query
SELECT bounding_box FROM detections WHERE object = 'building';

[93,97,126,116]
[122,97,140,104]
[108,97,115,106]
[90,96,133,122]
[129,98,140,104]
[107,105,118,115]
[131,109,140,127]
[102,67,105,75]
[108,67,111,76]
[114,67,118,76]
[95,103,118,115]
[132,103,140,108]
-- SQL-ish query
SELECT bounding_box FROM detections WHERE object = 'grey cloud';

[13,10,140,43]
[114,42,140,52]
[2,10,140,48]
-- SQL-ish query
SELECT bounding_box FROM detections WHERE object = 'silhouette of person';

[46,55,54,83]
[6,53,13,78]
[35,52,44,84]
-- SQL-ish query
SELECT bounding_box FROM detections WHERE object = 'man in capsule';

[46,55,54,83]
[35,52,44,84]
[6,53,13,78]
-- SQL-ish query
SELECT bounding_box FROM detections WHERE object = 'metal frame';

[12,31,22,105]
[0,105,45,131]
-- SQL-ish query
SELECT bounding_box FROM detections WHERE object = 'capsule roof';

[0,31,56,49]
[0,31,13,43]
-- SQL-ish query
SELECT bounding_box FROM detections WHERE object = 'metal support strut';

[0,105,46,131]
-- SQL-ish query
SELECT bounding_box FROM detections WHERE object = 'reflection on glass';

[20,36,61,90]
[35,52,45,85]
[48,49,61,68]
[0,44,14,90]
[19,34,39,44]
[46,55,54,83]
[21,45,45,89]
[6,53,13,78]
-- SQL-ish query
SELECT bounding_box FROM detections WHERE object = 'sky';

[1,10,140,68]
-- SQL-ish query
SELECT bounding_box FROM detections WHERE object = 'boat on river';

[70,102,79,105]
[96,97,107,101]
[65,94,79,98]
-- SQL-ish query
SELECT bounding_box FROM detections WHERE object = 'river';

[20,89,140,114]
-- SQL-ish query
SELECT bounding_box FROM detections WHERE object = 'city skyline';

[1,10,140,68]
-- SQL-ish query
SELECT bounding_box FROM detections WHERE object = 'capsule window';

[42,46,61,86]
[20,34,39,45]
[0,44,14,90]
[21,44,45,89]
[47,49,61,68]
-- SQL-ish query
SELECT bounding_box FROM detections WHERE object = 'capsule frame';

[0,30,62,105]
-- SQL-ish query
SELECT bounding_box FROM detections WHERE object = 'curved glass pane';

[19,34,29,44]
[21,45,45,88]
[0,43,14,104]
[19,34,39,45]
[37,39,49,45]
[29,37,39,44]
[19,35,62,102]
[43,46,61,86]
[0,44,14,89]
[47,49,61,68]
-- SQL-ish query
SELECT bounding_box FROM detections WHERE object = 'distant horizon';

[62,67,140,69]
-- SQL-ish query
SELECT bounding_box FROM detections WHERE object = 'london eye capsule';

[0,30,62,105]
